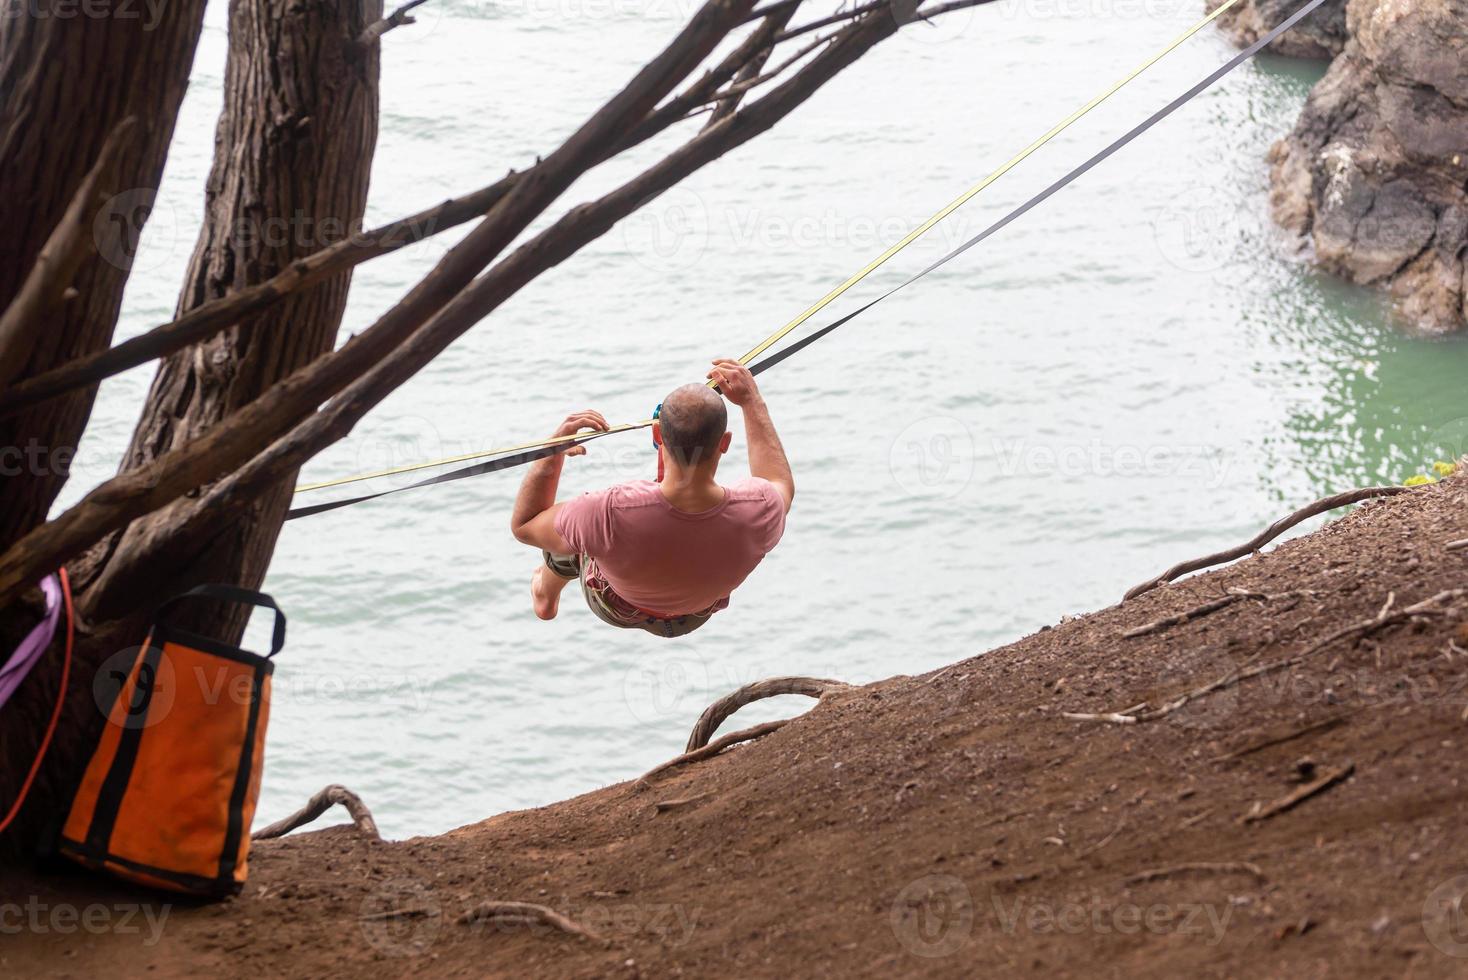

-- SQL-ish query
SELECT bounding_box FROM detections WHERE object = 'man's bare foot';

[531,564,571,620]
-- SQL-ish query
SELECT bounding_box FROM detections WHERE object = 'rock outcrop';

[1266,0,1468,333]
[1206,0,1350,60]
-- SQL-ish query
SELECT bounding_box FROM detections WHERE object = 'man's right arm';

[708,358,794,512]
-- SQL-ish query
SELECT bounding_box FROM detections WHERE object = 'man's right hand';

[708,358,763,407]
[552,410,608,457]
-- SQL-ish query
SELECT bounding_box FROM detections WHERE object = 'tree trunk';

[0,0,382,862]
[0,0,209,554]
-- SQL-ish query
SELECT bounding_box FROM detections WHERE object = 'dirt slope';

[6,472,1468,978]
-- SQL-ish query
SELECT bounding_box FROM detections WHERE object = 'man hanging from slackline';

[510,358,794,638]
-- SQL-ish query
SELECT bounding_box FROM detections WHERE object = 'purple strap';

[0,574,60,712]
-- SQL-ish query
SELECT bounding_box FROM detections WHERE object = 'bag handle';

[155,584,287,657]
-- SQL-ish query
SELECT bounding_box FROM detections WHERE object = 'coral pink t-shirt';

[554,478,787,616]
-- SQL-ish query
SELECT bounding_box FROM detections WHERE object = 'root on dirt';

[252,784,380,841]
[637,720,788,789]
[1122,588,1312,639]
[685,676,848,751]
[1068,589,1466,726]
[457,901,604,943]
[1124,486,1414,601]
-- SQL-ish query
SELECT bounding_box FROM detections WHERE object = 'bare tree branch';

[0,0,996,604]
[686,676,848,750]
[358,0,430,45]
[0,0,758,605]
[0,118,136,389]
[706,3,797,125]
[0,4,799,422]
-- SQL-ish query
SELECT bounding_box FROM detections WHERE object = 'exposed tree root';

[638,720,789,789]
[1240,762,1355,824]
[685,676,848,751]
[1069,590,1466,726]
[1124,486,1414,601]
[1125,862,1266,885]
[457,901,603,943]
[1122,589,1312,639]
[252,784,380,841]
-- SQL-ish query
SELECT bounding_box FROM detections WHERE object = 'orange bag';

[59,585,285,896]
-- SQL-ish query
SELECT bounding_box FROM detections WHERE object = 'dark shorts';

[543,551,714,639]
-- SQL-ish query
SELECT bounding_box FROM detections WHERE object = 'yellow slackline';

[294,0,1243,497]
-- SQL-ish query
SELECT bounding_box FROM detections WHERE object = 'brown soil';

[7,473,1468,978]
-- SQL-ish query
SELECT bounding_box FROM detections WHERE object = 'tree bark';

[77,0,383,635]
[0,0,209,554]
[0,0,381,862]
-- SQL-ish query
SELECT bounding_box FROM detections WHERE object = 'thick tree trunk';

[77,0,383,635]
[0,0,208,554]
[0,0,381,862]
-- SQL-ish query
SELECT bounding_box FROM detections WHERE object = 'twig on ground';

[252,784,380,840]
[1239,762,1355,825]
[1122,589,1312,639]
[685,676,848,751]
[639,719,789,789]
[1069,591,1465,727]
[1124,486,1416,601]
[1077,816,1125,858]
[1449,539,1468,552]
[1213,716,1345,762]
[1125,862,1266,885]
[359,906,437,921]
[654,792,713,813]
[457,901,603,943]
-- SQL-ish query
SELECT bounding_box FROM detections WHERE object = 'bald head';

[658,383,727,468]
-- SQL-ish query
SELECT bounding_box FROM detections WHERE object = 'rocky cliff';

[1206,0,1350,59]
[1266,0,1468,333]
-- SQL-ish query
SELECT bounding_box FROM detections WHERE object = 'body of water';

[67,0,1468,838]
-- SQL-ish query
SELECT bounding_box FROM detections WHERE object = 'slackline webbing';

[286,0,1324,523]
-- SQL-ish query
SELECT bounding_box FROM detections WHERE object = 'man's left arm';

[510,410,608,552]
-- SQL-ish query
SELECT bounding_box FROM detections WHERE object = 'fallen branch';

[686,675,848,751]
[1239,762,1354,824]
[1124,486,1415,601]
[638,719,788,789]
[1125,862,1266,885]
[457,901,603,943]
[252,784,380,840]
[1213,716,1345,762]
[358,0,430,44]
[655,792,713,813]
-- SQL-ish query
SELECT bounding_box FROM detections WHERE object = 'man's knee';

[542,550,581,580]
